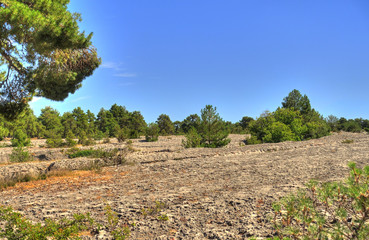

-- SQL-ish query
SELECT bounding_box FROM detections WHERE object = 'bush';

[182,127,201,148]
[65,131,77,147]
[145,123,159,142]
[116,127,129,143]
[9,147,33,163]
[46,130,64,148]
[67,148,118,159]
[78,131,95,146]
[11,129,30,147]
[0,126,8,141]
[267,163,369,240]
[245,135,261,145]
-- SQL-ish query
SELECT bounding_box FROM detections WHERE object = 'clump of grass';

[342,139,354,144]
[141,201,168,221]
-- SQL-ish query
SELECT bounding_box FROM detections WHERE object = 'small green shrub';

[11,129,30,147]
[182,127,201,148]
[245,135,261,145]
[265,163,369,240]
[145,123,159,142]
[46,130,64,148]
[78,131,95,146]
[116,128,129,143]
[65,131,77,147]
[9,147,33,163]
[0,126,9,141]
[67,148,119,159]
[0,205,94,239]
[104,204,131,240]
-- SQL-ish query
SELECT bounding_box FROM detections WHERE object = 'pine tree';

[0,0,100,118]
[199,105,230,148]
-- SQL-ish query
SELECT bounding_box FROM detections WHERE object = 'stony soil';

[0,132,368,239]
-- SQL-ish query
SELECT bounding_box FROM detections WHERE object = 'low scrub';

[253,163,369,239]
[67,148,119,159]
[0,204,131,239]
[9,147,33,163]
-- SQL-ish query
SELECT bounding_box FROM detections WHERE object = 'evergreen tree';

[0,0,100,118]
[199,105,230,148]
[282,89,312,115]
[156,114,175,135]
[96,108,118,137]
[181,114,200,133]
[72,107,89,137]
[38,107,63,136]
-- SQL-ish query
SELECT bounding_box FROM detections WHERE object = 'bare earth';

[0,132,369,239]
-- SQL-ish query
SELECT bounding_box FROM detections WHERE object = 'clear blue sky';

[30,0,369,123]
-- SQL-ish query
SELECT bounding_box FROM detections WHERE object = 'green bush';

[11,129,30,147]
[266,163,369,240]
[245,135,261,145]
[46,130,64,148]
[9,147,33,163]
[116,127,129,143]
[183,105,230,148]
[78,131,95,146]
[65,131,77,147]
[145,123,159,142]
[67,148,118,159]
[182,127,201,148]
[0,126,9,141]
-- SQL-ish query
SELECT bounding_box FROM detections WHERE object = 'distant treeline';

[0,90,368,145]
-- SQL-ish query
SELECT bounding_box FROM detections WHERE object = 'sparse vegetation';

[183,105,230,148]
[258,163,369,240]
[67,148,119,159]
[9,147,33,163]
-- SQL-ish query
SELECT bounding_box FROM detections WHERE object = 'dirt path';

[0,132,368,239]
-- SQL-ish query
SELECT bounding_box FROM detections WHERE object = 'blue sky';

[30,0,369,123]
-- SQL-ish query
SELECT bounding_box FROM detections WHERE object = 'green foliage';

[0,0,100,118]
[38,107,63,135]
[342,139,354,144]
[182,127,201,148]
[262,122,296,143]
[11,129,30,147]
[65,131,77,147]
[245,135,261,145]
[0,126,9,141]
[145,123,159,142]
[104,204,130,240]
[9,147,33,163]
[157,114,175,136]
[282,89,311,115]
[45,130,64,148]
[181,114,201,133]
[268,163,369,240]
[239,116,254,131]
[183,105,230,148]
[247,91,330,144]
[67,148,118,159]
[77,131,95,146]
[0,205,94,240]
[198,105,230,148]
[116,127,130,143]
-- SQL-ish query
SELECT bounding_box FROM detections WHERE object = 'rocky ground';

[0,132,368,239]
